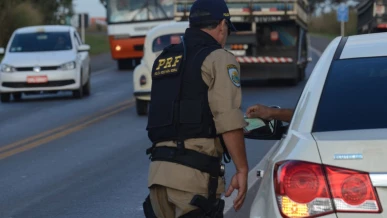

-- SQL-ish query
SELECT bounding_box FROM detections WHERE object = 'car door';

[73,31,90,84]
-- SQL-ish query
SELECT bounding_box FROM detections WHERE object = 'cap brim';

[227,19,237,32]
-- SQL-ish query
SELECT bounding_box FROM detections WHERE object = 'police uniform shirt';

[148,47,247,195]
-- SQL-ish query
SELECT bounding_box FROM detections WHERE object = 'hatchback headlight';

[60,61,76,70]
[0,64,15,73]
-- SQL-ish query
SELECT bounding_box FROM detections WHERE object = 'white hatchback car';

[133,21,188,115]
[0,25,91,102]
[246,32,387,218]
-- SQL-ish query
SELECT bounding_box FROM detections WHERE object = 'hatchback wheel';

[73,76,84,99]
[83,74,91,96]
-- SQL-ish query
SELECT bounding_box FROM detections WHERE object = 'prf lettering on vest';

[153,55,183,77]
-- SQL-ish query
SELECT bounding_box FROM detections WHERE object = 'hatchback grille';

[15,66,59,72]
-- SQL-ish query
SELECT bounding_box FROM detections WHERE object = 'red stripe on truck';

[236,56,293,63]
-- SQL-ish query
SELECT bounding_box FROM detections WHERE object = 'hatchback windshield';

[9,32,72,52]
[313,56,387,132]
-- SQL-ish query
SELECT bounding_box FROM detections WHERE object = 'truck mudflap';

[235,56,293,64]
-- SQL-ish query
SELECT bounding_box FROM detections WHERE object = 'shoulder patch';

[227,64,240,87]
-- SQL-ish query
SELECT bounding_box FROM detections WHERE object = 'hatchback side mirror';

[244,119,286,140]
[78,44,90,52]
[307,57,312,62]
[0,47,4,55]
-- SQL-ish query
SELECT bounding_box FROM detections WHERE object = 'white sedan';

[246,32,387,218]
[133,21,188,115]
[0,25,91,102]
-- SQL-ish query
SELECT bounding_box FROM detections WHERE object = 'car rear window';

[9,32,72,52]
[313,56,387,132]
[152,34,184,53]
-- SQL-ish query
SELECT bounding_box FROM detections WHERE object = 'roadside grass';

[84,33,110,56]
[309,10,358,37]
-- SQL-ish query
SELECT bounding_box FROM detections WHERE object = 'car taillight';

[274,160,382,218]
[325,166,380,212]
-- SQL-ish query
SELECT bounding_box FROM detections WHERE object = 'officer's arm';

[271,108,294,123]
[222,130,249,173]
[202,50,248,174]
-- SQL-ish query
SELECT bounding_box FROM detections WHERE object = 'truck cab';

[174,0,311,85]
[357,0,387,34]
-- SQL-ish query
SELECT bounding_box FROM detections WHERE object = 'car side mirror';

[78,44,90,52]
[0,47,4,55]
[307,57,312,62]
[244,119,286,140]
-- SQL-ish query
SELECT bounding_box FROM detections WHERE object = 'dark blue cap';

[189,0,237,32]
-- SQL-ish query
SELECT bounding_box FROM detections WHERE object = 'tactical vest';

[146,37,221,143]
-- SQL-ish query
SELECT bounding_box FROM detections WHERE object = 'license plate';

[27,76,48,83]
[230,50,246,56]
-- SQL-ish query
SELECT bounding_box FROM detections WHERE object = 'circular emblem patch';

[227,64,240,87]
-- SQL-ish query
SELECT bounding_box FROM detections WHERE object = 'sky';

[73,0,106,18]
[72,0,360,18]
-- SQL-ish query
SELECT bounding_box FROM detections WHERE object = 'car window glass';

[152,34,183,53]
[73,33,80,47]
[75,32,83,45]
[9,32,72,52]
[313,56,387,132]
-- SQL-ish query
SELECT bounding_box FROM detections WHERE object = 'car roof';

[340,32,387,59]
[14,25,74,34]
[146,21,189,42]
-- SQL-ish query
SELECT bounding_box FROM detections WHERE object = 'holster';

[179,197,225,218]
[143,195,157,218]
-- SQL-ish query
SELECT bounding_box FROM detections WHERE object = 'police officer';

[143,0,249,217]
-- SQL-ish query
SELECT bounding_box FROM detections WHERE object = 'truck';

[357,0,387,34]
[174,0,311,85]
[101,0,174,70]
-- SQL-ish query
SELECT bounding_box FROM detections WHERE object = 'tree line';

[0,0,73,47]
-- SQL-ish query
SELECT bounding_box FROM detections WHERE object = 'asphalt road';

[0,35,332,218]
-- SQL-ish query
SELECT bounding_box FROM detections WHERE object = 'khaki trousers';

[149,185,221,218]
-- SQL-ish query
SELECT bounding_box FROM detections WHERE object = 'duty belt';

[146,141,224,206]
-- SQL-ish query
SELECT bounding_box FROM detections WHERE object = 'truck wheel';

[1,93,11,103]
[134,58,142,67]
[13,93,22,101]
[136,99,148,116]
[286,72,300,86]
[118,59,132,70]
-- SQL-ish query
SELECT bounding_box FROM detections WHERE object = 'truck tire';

[136,99,148,116]
[1,93,11,103]
[118,59,135,70]
[13,93,22,101]
[118,60,127,70]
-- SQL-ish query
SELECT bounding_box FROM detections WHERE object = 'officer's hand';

[246,104,273,120]
[225,172,248,211]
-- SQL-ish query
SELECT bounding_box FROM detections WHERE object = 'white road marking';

[309,46,323,57]
[93,66,116,76]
